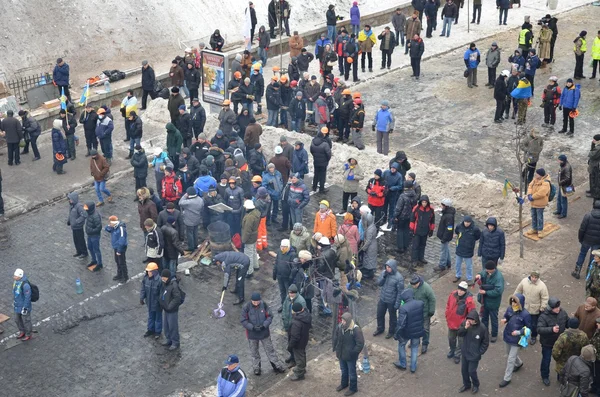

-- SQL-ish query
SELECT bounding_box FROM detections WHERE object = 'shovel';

[212,290,226,318]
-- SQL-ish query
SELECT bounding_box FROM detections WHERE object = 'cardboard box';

[42,99,61,109]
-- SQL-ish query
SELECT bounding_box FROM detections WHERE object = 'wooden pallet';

[523,222,560,241]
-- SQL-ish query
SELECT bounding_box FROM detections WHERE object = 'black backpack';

[24,281,40,303]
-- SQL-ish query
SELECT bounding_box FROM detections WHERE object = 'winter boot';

[126,150,133,159]
[112,268,122,281]
[572,266,582,279]
[256,105,262,115]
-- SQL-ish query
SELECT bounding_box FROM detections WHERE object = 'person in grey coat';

[240,292,286,375]
[178,187,204,251]
[374,259,405,338]
[157,203,185,240]
[392,8,407,46]
[67,192,88,258]
[215,251,251,305]
[359,213,377,279]
[485,42,501,87]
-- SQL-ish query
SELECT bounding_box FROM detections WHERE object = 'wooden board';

[0,313,10,324]
[524,222,560,241]
[42,99,61,109]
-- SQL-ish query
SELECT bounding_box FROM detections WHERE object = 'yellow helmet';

[319,200,330,208]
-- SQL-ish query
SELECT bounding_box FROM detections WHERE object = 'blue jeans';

[455,255,473,280]
[306,101,315,123]
[269,199,280,221]
[351,24,360,35]
[339,359,358,392]
[280,109,288,128]
[481,307,499,337]
[100,137,112,159]
[439,241,452,269]
[186,225,198,251]
[291,118,303,132]
[258,47,268,66]
[129,137,141,152]
[147,307,163,333]
[327,25,337,43]
[398,337,420,372]
[94,180,111,202]
[576,244,600,268]
[290,207,303,225]
[181,83,190,98]
[267,109,279,126]
[540,345,552,379]
[163,311,180,346]
[441,17,454,36]
[557,189,568,217]
[531,208,544,231]
[166,258,178,274]
[395,30,405,46]
[87,235,102,266]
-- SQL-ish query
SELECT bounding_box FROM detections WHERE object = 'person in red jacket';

[366,169,387,227]
[409,194,435,266]
[445,281,477,364]
[161,166,183,207]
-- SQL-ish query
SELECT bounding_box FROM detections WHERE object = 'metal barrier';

[7,73,53,104]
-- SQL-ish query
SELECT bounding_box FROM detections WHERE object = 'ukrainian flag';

[510,78,532,99]
[78,80,90,107]
[60,86,68,110]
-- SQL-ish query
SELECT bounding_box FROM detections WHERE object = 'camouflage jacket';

[552,329,589,374]
[591,330,600,361]
[586,263,600,300]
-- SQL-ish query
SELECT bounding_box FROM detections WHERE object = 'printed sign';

[201,50,228,105]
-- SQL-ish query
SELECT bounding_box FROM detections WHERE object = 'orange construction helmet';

[569,109,580,118]
[321,126,329,134]
[272,66,281,71]
[279,75,288,83]
[228,177,237,183]
[352,92,361,99]
[342,89,351,95]
[55,153,65,161]
[251,175,263,183]
[346,57,354,64]
[234,71,242,79]
[145,262,159,271]
[222,99,231,106]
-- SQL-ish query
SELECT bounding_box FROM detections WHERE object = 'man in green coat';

[475,260,505,342]
[410,275,436,353]
[586,252,600,301]
[282,284,306,368]
[166,122,183,171]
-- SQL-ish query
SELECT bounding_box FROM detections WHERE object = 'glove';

[527,194,533,202]
[273,274,277,281]
[372,125,375,132]
[498,258,504,265]
[253,325,262,332]
[428,230,434,237]
[388,129,393,134]
[21,308,28,315]
[67,220,70,226]
[140,299,145,305]
[558,105,562,110]
[370,191,377,196]
[347,175,354,180]
[222,286,227,291]
[355,282,361,288]
[516,197,524,205]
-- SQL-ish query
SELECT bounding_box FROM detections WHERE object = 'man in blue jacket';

[140,262,162,338]
[394,288,425,373]
[217,355,247,397]
[478,217,505,266]
[559,79,581,136]
[372,101,395,155]
[374,260,404,339]
[464,43,481,88]
[288,173,310,225]
[105,215,129,282]
[499,294,531,388]
[381,162,403,231]
[53,58,71,103]
[13,268,33,341]
[454,215,481,284]
[524,48,541,95]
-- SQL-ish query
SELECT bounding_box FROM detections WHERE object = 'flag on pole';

[60,87,67,110]
[502,179,509,198]
[78,80,90,107]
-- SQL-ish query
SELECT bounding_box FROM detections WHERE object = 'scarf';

[319,209,331,222]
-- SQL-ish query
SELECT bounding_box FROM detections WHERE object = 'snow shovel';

[213,290,226,318]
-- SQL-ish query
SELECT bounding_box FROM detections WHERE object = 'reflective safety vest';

[592,37,600,60]
[519,29,530,45]
[574,38,587,53]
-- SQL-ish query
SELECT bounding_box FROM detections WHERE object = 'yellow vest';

[592,37,600,60]
[575,37,587,53]
[519,29,528,45]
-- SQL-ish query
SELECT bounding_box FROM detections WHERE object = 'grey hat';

[280,136,288,142]
[141,60,148,66]
[288,284,298,292]
[491,42,498,47]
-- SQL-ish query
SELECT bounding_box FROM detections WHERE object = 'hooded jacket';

[410,195,435,237]
[389,151,411,177]
[292,143,309,175]
[412,276,436,317]
[217,365,247,397]
[562,354,594,397]
[310,134,332,167]
[68,192,87,230]
[13,275,32,313]
[560,84,581,109]
[579,201,600,246]
[290,226,311,252]
[537,303,569,348]
[394,188,418,221]
[502,294,532,345]
[145,225,164,259]
[437,206,456,243]
[314,209,337,239]
[395,289,425,340]
[446,290,477,330]
[478,217,505,260]
[333,317,365,362]
[366,177,386,207]
[338,222,359,254]
[241,300,273,340]
[288,309,312,350]
[477,268,505,310]
[166,123,183,158]
[20,115,40,140]
[360,213,378,270]
[377,260,405,308]
[455,220,481,258]
[242,208,261,244]
[130,149,149,179]
[457,310,490,361]
[140,270,162,312]
[84,201,102,236]
[273,246,297,281]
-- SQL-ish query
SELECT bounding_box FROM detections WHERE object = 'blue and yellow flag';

[78,80,90,107]
[510,78,532,99]
[502,179,509,198]
[60,86,67,110]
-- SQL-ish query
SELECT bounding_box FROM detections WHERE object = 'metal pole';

[279,0,283,71]
[467,0,470,33]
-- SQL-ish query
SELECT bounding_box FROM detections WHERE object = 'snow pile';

[141,98,171,125]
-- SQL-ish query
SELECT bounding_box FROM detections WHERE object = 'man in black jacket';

[394,180,418,253]
[333,312,365,394]
[537,297,569,386]
[408,34,425,79]
[18,110,41,159]
[494,70,509,123]
[184,63,201,107]
[177,105,193,148]
[141,60,157,110]
[378,27,397,70]
[159,269,182,350]
[127,111,143,159]
[190,99,206,139]
[84,201,103,271]
[555,154,572,219]
[310,130,332,192]
[60,108,78,160]
[273,240,297,309]
[249,2,258,44]
[288,301,312,380]
[240,292,286,376]
[457,309,489,393]
[130,145,149,195]
[161,215,185,275]
[297,48,315,73]
[80,105,99,156]
[574,200,600,279]
[436,198,456,272]
[0,110,23,166]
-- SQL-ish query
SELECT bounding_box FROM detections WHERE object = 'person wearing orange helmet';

[140,262,163,338]
[338,89,354,142]
[228,71,244,115]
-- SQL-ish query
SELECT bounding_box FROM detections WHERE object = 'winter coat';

[392,12,406,32]
[553,329,590,374]
[157,209,185,238]
[130,151,149,180]
[141,65,156,91]
[79,110,98,135]
[524,55,541,77]
[250,73,265,98]
[167,93,185,124]
[282,293,306,330]
[297,52,314,72]
[350,5,360,25]
[395,289,425,340]
[138,198,158,230]
[159,278,181,313]
[179,195,204,227]
[209,31,225,51]
[446,291,476,330]
[288,179,310,209]
[194,174,217,196]
[502,294,532,346]
[289,97,307,121]
[413,276,436,317]
[542,83,561,105]
[189,105,206,136]
[68,192,87,230]
[266,85,282,110]
[13,275,32,313]
[496,0,510,8]
[436,206,456,243]
[373,108,395,132]
[494,76,508,100]
[95,116,114,140]
[176,112,192,140]
[292,145,309,175]
[225,185,245,215]
[333,321,365,361]
[409,38,424,59]
[389,151,411,177]
[273,247,297,281]
[404,16,422,37]
[218,108,237,137]
[288,309,312,350]
[310,134,332,167]
[262,170,284,200]
[360,214,378,270]
[485,47,501,68]
[537,306,569,347]
[358,29,376,53]
[289,34,304,58]
[562,355,594,397]
[243,122,262,149]
[161,174,183,203]
[366,178,386,207]
[455,221,481,258]
[579,201,600,246]
[184,66,201,90]
[161,224,184,259]
[53,63,70,86]
[217,365,247,397]
[378,260,404,308]
[241,208,261,244]
[258,27,271,49]
[84,202,102,236]
[464,48,481,69]
[394,189,418,221]
[457,310,490,361]
[560,84,581,109]
[342,163,364,193]
[105,222,128,252]
[165,123,183,158]
[477,268,505,310]
[315,96,329,125]
[269,154,291,185]
[478,217,505,260]
[410,196,435,237]
[514,277,549,315]
[509,52,526,72]
[90,154,110,182]
[527,174,551,209]
[290,226,311,252]
[377,31,396,53]
[140,271,162,312]
[241,300,273,340]
[313,210,337,239]
[21,116,41,140]
[338,223,359,254]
